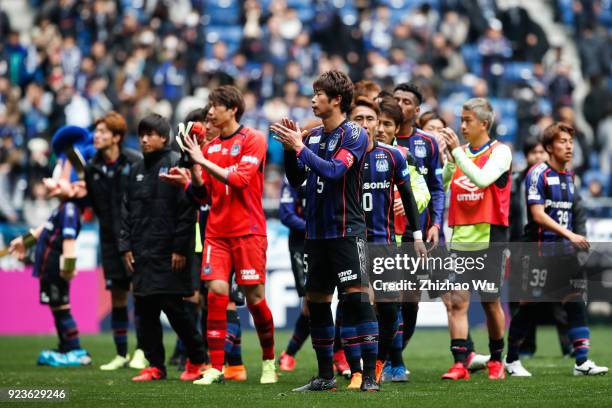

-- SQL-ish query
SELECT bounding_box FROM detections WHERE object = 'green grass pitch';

[1,327,610,407]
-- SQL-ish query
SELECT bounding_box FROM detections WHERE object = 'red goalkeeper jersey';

[200,125,267,238]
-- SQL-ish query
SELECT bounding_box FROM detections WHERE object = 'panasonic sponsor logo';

[545,200,573,209]
[363,180,391,190]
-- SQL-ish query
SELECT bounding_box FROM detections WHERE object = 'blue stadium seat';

[204,25,243,57]
[379,0,407,9]
[496,98,517,118]
[286,0,312,8]
[335,0,359,26]
[295,6,315,22]
[502,62,534,82]
[600,1,612,30]
[205,0,241,25]
[537,98,552,116]
[495,116,518,143]
[558,0,575,26]
[461,44,482,77]
[380,0,440,11]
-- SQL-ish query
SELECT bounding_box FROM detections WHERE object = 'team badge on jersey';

[231,143,241,156]
[328,136,339,151]
[376,159,389,172]
[415,145,427,158]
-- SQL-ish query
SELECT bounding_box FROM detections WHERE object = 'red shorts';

[201,235,267,285]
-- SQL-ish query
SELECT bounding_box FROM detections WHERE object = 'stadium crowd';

[1,0,611,226]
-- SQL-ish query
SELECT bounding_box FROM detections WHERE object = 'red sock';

[207,292,229,371]
[248,299,275,360]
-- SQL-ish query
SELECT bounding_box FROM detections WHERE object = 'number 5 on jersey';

[316,177,324,193]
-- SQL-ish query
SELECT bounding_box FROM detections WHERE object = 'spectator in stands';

[583,75,612,150]
[4,31,27,87]
[548,63,575,108]
[0,0,609,223]
[577,23,611,79]
[477,19,512,97]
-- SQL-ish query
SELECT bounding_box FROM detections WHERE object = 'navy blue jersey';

[288,120,368,240]
[279,176,306,243]
[362,142,411,244]
[33,201,81,278]
[524,162,575,255]
[396,128,444,233]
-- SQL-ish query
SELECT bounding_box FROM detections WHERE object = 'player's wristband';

[60,256,77,277]
[22,231,37,249]
[413,230,423,241]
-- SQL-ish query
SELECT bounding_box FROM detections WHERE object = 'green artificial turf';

[1,327,610,407]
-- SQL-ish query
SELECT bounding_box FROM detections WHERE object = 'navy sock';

[225,310,243,366]
[564,301,590,365]
[376,302,398,362]
[340,300,362,374]
[451,339,468,364]
[111,306,129,357]
[286,312,310,356]
[390,310,404,367]
[568,326,590,365]
[308,301,334,379]
[333,303,342,352]
[401,302,418,350]
[489,337,504,362]
[53,309,81,351]
[345,293,378,378]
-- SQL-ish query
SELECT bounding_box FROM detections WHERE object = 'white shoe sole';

[573,370,608,376]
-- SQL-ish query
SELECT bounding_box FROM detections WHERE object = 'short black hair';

[393,82,423,105]
[378,96,403,127]
[349,96,380,117]
[209,85,245,121]
[138,113,171,141]
[313,70,354,114]
[522,136,542,157]
[185,106,210,123]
